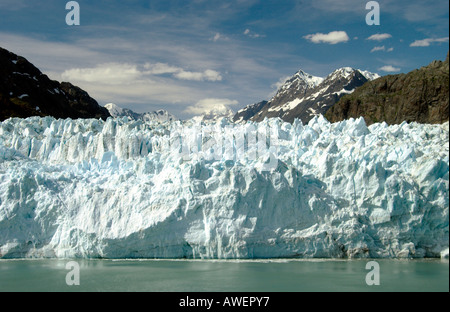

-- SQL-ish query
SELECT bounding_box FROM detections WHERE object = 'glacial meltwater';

[0,259,448,292]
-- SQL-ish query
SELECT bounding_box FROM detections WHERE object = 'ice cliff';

[0,115,448,259]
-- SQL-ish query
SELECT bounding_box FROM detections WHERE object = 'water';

[0,259,448,292]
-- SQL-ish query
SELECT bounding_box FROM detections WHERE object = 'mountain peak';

[326,67,381,82]
[284,69,324,89]
[105,103,124,116]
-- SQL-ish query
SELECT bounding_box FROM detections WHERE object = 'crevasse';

[0,115,448,259]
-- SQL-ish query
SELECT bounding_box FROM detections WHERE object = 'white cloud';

[211,32,229,42]
[410,37,449,47]
[174,69,222,82]
[367,33,392,41]
[370,46,394,53]
[371,46,386,53]
[144,62,180,75]
[243,28,265,38]
[303,31,350,44]
[378,65,401,72]
[65,62,222,84]
[144,62,222,82]
[184,98,239,115]
[62,63,142,85]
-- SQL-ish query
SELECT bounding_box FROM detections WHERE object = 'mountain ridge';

[234,67,380,124]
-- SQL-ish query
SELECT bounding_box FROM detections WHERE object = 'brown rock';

[326,53,449,125]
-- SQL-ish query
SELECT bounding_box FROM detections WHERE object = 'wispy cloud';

[410,37,449,47]
[243,29,265,39]
[62,63,143,85]
[175,69,223,82]
[304,31,350,44]
[62,62,223,84]
[0,32,104,75]
[371,46,385,53]
[379,65,401,72]
[309,0,448,25]
[143,63,180,75]
[370,46,394,53]
[367,33,392,41]
[211,33,222,42]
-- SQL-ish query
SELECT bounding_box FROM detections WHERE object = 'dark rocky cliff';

[0,47,110,121]
[326,53,449,125]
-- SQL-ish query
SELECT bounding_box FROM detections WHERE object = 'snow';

[12,72,30,76]
[325,67,355,82]
[281,98,304,111]
[359,70,381,81]
[295,70,324,88]
[334,88,355,97]
[268,104,284,113]
[279,70,324,92]
[307,107,318,116]
[105,103,124,116]
[308,86,329,99]
[0,115,448,259]
[326,68,380,83]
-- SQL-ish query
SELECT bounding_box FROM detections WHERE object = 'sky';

[0,0,449,119]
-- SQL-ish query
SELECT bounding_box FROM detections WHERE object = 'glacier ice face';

[0,115,448,259]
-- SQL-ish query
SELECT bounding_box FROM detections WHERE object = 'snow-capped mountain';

[105,103,178,123]
[234,67,380,124]
[190,107,235,123]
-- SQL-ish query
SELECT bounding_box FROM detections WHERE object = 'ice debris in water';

[0,115,448,259]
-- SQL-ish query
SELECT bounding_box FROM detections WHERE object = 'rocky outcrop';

[0,47,110,121]
[326,53,449,125]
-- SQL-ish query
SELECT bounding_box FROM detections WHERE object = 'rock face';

[0,47,110,121]
[326,53,449,125]
[234,68,379,124]
[233,101,267,123]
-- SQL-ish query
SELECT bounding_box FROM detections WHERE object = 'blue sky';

[0,0,448,119]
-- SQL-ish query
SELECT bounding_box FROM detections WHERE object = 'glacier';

[0,115,448,259]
